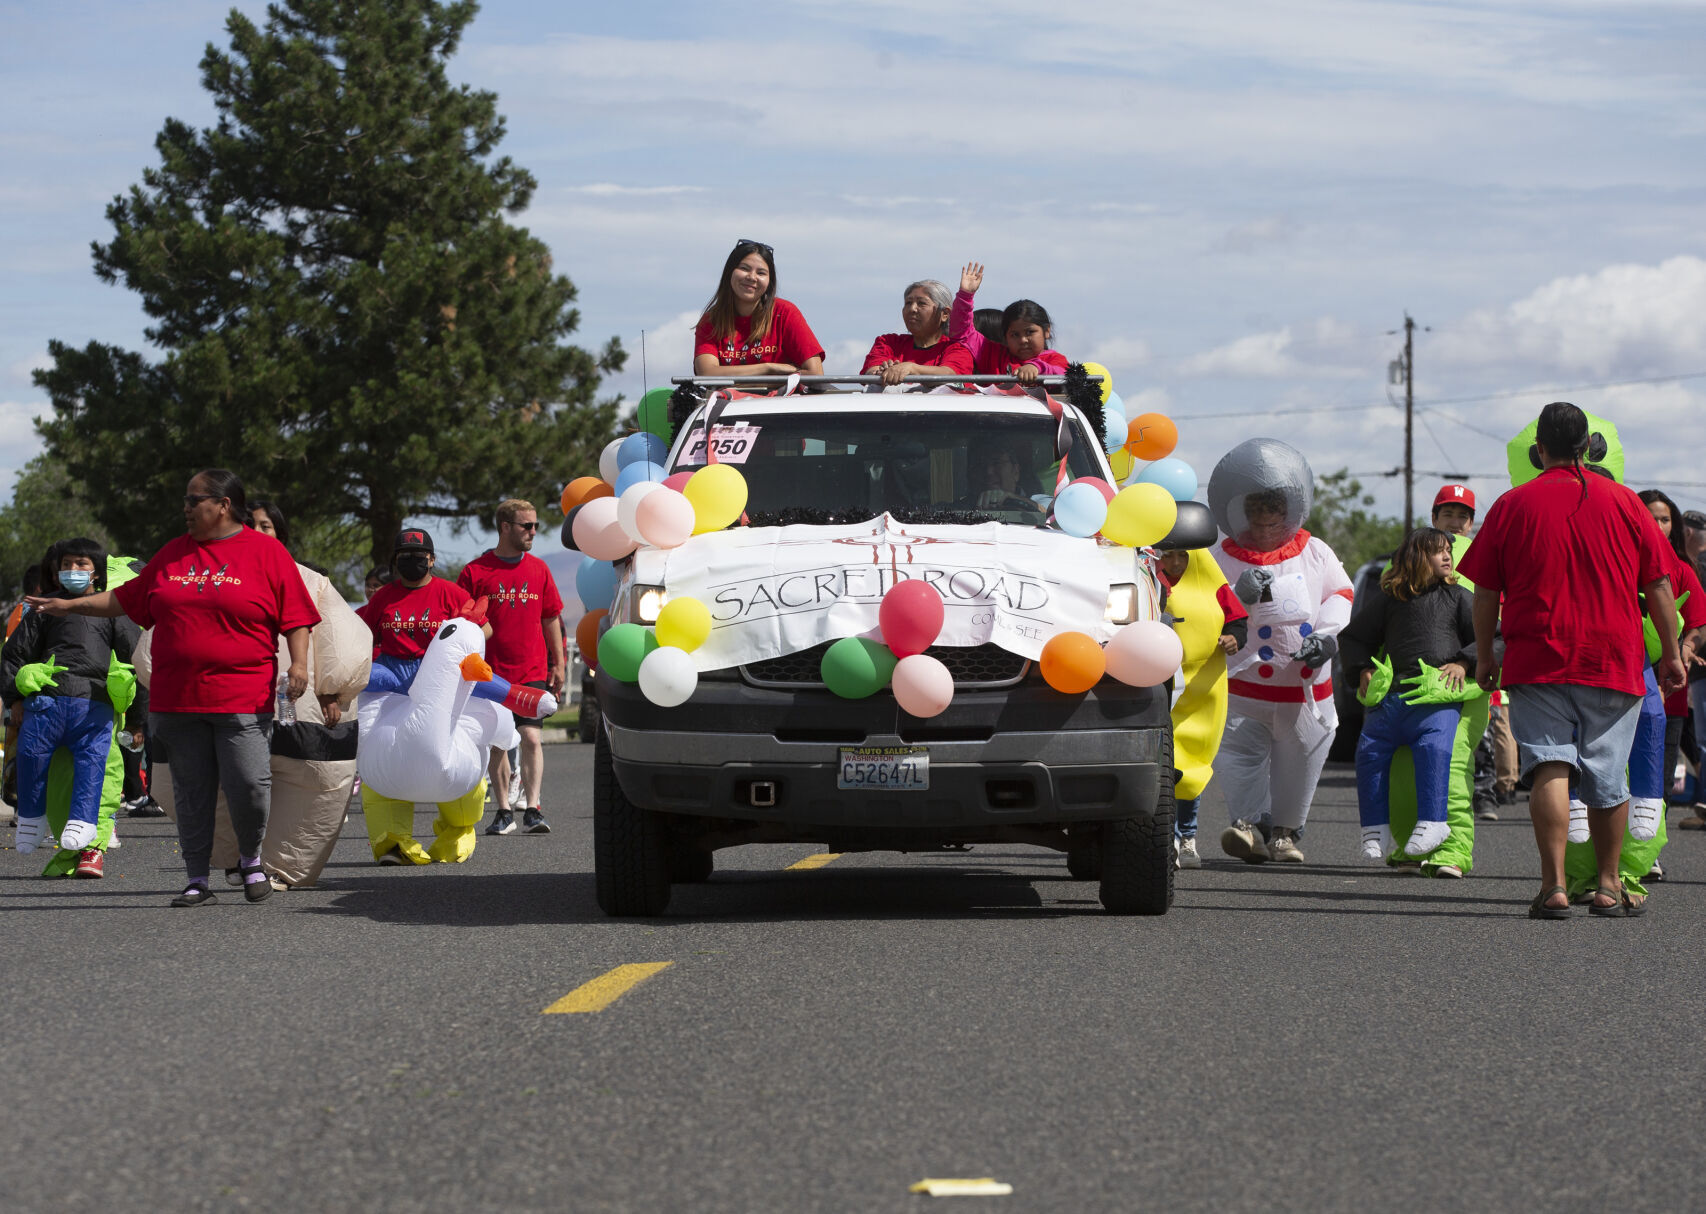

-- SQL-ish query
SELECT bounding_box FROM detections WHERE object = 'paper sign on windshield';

[678,422,762,466]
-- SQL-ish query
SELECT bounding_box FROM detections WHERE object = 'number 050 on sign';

[838,746,929,790]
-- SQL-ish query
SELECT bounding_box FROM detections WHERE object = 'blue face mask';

[58,570,94,595]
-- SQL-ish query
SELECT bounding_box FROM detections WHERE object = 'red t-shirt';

[456,551,564,683]
[694,299,824,368]
[860,333,974,374]
[115,528,321,713]
[1660,551,1706,714]
[1456,468,1669,695]
[357,577,473,660]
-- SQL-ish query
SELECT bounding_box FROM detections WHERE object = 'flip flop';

[1588,884,1626,918]
[1621,885,1648,917]
[1528,885,1571,919]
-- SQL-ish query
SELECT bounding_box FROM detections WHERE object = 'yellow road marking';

[542,962,673,1014]
[787,852,842,871]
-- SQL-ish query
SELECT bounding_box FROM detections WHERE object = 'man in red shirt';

[1458,403,1683,918]
[458,499,565,835]
[356,528,471,671]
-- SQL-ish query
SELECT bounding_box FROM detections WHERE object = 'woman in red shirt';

[861,279,973,386]
[30,469,320,907]
[693,239,825,377]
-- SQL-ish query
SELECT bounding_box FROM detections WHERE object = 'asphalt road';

[5,747,1705,1213]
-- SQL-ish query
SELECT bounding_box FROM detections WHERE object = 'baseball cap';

[393,527,434,554]
[1432,484,1476,514]
[1683,510,1706,531]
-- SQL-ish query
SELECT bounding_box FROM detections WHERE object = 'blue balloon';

[617,432,669,470]
[1103,410,1128,454]
[1106,389,1125,417]
[1136,456,1199,502]
[1052,481,1110,538]
[576,558,621,612]
[613,460,667,496]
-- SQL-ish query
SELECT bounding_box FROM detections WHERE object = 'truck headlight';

[1104,583,1138,625]
[631,584,666,623]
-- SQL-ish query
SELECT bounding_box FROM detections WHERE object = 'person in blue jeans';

[1340,528,1479,861]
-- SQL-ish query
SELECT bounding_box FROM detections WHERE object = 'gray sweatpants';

[151,712,274,881]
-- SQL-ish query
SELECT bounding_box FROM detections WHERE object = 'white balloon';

[1105,620,1184,687]
[572,497,637,561]
[617,480,665,544]
[892,653,954,718]
[598,436,626,486]
[638,645,698,707]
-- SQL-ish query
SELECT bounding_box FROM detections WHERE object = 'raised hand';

[960,262,984,295]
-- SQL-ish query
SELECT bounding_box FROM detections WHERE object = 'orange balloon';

[1039,631,1106,694]
[1125,413,1179,461]
[575,609,608,671]
[561,476,614,515]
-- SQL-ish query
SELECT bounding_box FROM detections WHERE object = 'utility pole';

[1403,314,1414,530]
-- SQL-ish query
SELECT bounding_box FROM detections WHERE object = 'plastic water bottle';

[276,674,297,724]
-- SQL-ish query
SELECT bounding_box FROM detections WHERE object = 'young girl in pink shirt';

[949,261,1069,383]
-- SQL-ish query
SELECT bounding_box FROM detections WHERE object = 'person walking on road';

[1457,404,1684,918]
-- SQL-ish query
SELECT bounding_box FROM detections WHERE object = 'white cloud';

[0,399,48,497]
[1082,337,1152,371]
[1213,217,1295,254]
[7,354,50,384]
[561,183,707,196]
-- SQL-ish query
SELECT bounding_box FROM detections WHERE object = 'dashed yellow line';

[787,852,842,871]
[542,962,673,1014]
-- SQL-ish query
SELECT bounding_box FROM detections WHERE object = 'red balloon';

[879,579,946,658]
[662,470,693,493]
[1072,476,1116,503]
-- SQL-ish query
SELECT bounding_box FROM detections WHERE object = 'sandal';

[237,858,273,904]
[170,884,217,908]
[1621,885,1648,917]
[1588,884,1626,918]
[1528,885,1571,919]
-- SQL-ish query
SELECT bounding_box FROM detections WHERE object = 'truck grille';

[741,642,1029,690]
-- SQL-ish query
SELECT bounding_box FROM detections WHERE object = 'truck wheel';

[578,691,599,744]
[670,842,714,884]
[593,730,672,916]
[1098,731,1175,915]
[1065,839,1101,881]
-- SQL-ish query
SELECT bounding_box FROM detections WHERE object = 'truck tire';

[1065,835,1101,881]
[670,841,714,884]
[1098,730,1175,915]
[578,689,599,744]
[593,730,672,916]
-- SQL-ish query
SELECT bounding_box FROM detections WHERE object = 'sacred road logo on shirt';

[384,608,440,639]
[717,334,779,362]
[491,580,542,610]
[166,563,240,594]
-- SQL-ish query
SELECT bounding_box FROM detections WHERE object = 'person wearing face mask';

[1,538,142,874]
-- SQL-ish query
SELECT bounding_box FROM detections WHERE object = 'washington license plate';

[837,746,930,791]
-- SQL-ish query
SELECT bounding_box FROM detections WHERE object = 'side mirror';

[1154,501,1217,551]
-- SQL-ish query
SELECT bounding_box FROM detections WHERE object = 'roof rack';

[670,374,1100,389]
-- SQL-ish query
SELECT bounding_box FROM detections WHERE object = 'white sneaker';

[1360,825,1393,863]
[1403,819,1451,856]
[1567,799,1590,844]
[1628,797,1663,842]
[1268,828,1305,863]
[1220,819,1269,864]
[1177,837,1202,869]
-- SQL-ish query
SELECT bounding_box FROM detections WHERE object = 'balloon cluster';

[814,580,956,716]
[1070,363,1197,545]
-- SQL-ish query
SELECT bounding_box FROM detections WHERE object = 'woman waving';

[693,239,825,377]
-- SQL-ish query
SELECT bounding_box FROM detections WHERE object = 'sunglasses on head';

[735,238,773,257]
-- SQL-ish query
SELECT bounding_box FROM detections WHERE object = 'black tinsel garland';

[1063,363,1106,446]
[742,506,1001,528]
[667,383,706,438]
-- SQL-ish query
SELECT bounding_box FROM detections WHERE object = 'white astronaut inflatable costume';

[1208,439,1353,848]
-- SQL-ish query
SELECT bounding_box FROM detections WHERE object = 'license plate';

[837,745,929,791]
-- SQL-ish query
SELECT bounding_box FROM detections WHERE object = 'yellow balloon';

[684,463,748,534]
[1107,447,1135,482]
[1080,361,1114,404]
[1102,483,1178,547]
[655,596,712,652]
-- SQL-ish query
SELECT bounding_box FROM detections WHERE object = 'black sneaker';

[485,809,516,836]
[522,807,550,834]
[376,846,406,866]
[124,797,167,818]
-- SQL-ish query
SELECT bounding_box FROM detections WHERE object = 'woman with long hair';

[692,239,824,377]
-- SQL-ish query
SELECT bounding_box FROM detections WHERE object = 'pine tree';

[34,0,623,565]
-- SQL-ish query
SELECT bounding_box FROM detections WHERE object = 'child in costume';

[950,262,1069,383]
[1,540,142,872]
[1157,548,1248,869]
[1209,438,1353,864]
[1340,527,1479,861]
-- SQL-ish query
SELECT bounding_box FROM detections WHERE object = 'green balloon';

[600,623,658,683]
[820,637,897,699]
[636,387,674,441]
[1505,410,1624,488]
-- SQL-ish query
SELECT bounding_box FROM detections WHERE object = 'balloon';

[1105,621,1184,688]
[892,653,954,718]
[1040,631,1106,694]
[617,480,665,543]
[560,503,585,551]
[638,646,698,707]
[685,463,748,534]
[1106,389,1125,419]
[613,459,667,497]
[598,623,657,683]
[1102,483,1178,548]
[635,487,696,549]
[878,580,945,659]
[560,476,613,515]
[1052,481,1109,538]
[1136,456,1199,502]
[1103,409,1128,454]
[598,436,626,485]
[636,387,674,440]
[655,596,712,652]
[1080,361,1114,403]
[617,431,669,470]
[572,497,637,561]
[1071,476,1117,504]
[1108,448,1135,482]
[574,559,620,613]
[575,609,608,670]
[1126,412,1179,461]
[662,470,693,493]
[820,636,897,699]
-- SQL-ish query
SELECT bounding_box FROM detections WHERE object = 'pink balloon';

[662,470,693,493]
[880,579,946,658]
[1073,476,1116,503]
[1105,620,1184,687]
[572,497,637,561]
[634,486,696,549]
[893,653,954,718]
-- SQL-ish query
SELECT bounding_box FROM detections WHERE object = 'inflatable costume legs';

[15,696,114,855]
[1387,696,1488,874]
[1564,668,1665,898]
[1218,694,1337,831]
[361,780,488,864]
[425,781,488,864]
[37,728,125,877]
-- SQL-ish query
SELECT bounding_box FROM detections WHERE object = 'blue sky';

[4,0,1705,560]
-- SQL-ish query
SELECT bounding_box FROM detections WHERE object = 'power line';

[1418,369,1706,409]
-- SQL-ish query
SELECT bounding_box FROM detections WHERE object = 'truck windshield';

[670,410,1105,521]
